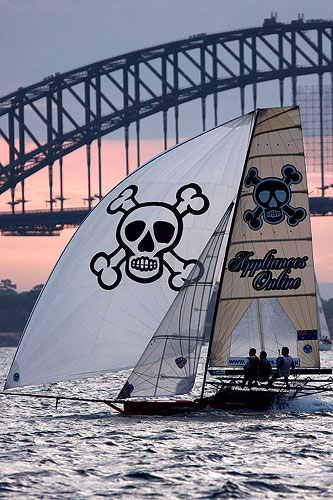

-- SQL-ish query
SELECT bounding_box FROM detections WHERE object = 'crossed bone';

[90,183,209,291]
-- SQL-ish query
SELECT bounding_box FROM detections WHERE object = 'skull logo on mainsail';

[243,164,306,230]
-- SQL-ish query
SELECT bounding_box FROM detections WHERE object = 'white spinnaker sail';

[5,114,253,389]
[315,280,330,341]
[210,107,319,369]
[117,203,234,399]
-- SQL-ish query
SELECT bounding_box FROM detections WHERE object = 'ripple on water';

[205,480,248,499]
[246,480,294,493]
[1,347,333,500]
[293,432,318,439]
[124,471,165,482]
[0,482,20,494]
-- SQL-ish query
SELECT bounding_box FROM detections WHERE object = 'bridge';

[1,15,333,235]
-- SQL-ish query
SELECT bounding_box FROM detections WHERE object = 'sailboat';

[315,280,332,351]
[4,107,333,415]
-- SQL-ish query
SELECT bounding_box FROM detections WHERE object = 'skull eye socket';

[153,221,175,243]
[258,190,270,203]
[275,190,287,203]
[125,220,146,241]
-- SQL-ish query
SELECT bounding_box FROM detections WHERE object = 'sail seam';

[220,293,316,301]
[181,281,215,289]
[248,152,303,159]
[253,125,301,137]
[229,237,312,245]
[240,189,308,197]
[256,106,298,125]
[153,335,204,340]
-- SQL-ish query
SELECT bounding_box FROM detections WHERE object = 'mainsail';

[315,280,331,342]
[209,107,319,369]
[117,202,234,399]
[5,113,253,389]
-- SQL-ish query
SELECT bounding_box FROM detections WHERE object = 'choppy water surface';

[1,348,333,499]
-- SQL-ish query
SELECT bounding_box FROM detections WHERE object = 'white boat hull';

[319,341,332,351]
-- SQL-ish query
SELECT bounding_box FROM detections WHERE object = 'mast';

[200,110,258,399]
[256,299,265,351]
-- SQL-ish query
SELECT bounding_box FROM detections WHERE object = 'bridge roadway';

[0,197,331,236]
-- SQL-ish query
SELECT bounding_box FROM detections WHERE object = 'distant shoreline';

[0,332,21,347]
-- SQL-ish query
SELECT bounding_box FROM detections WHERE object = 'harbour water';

[1,347,333,499]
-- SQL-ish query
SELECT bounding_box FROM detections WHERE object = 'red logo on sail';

[175,357,187,369]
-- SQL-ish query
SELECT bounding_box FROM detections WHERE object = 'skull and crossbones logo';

[243,164,306,231]
[90,183,209,291]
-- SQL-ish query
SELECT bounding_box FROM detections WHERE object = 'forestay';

[117,203,233,399]
[210,107,319,369]
[5,113,253,389]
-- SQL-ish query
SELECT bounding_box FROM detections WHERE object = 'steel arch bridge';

[1,16,333,235]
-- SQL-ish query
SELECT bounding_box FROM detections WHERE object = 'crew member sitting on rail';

[267,346,295,390]
[258,350,272,382]
[241,348,260,389]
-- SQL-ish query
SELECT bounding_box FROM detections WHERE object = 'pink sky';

[1,139,333,292]
[0,138,166,291]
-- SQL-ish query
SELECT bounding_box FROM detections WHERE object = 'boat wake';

[274,395,333,413]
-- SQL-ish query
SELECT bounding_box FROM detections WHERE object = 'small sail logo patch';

[303,344,313,354]
[175,357,187,369]
[90,184,209,291]
[243,165,306,230]
[117,381,134,399]
[13,372,19,382]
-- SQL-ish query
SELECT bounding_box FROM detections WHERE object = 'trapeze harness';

[258,358,272,381]
[244,355,260,378]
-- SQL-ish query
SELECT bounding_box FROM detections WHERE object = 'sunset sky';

[1,141,333,293]
[1,0,333,292]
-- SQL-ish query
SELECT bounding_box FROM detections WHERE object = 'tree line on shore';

[0,285,43,337]
[1,284,333,346]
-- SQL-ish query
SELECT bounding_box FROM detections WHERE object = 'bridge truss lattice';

[1,16,333,234]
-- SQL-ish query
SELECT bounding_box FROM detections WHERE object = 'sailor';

[258,351,272,382]
[241,348,260,389]
[267,346,295,390]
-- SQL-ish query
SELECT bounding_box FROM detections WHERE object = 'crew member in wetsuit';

[267,346,295,390]
[258,350,272,382]
[241,348,259,389]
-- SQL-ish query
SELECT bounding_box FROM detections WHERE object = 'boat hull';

[319,341,332,351]
[112,390,291,416]
[120,400,201,416]
[203,389,291,411]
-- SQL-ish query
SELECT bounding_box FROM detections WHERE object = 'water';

[1,347,333,499]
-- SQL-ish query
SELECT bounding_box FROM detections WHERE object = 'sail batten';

[253,125,301,137]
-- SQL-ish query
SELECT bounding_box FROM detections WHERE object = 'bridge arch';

[0,17,332,233]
